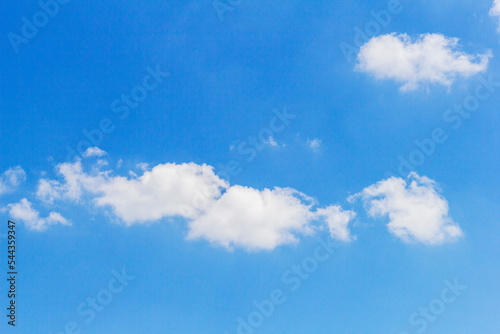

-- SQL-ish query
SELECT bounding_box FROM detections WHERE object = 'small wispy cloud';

[83,147,107,158]
[136,163,150,171]
[0,166,26,196]
[265,136,285,148]
[307,138,322,151]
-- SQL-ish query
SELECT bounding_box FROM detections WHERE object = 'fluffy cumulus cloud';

[357,33,492,91]
[351,173,463,245]
[0,166,26,196]
[95,163,228,224]
[37,161,228,222]
[490,0,500,32]
[35,151,355,250]
[187,186,318,250]
[8,198,69,231]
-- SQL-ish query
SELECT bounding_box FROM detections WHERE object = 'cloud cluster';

[8,198,69,231]
[351,173,463,245]
[0,166,26,196]
[357,33,491,91]
[33,150,355,250]
[5,148,464,250]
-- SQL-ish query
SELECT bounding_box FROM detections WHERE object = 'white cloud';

[316,205,356,242]
[356,33,492,91]
[307,138,322,151]
[351,173,463,245]
[136,163,150,171]
[83,147,107,158]
[267,136,279,147]
[187,186,318,251]
[490,0,500,32]
[36,179,64,203]
[265,136,285,148]
[38,161,227,223]
[36,159,355,250]
[96,159,108,168]
[8,198,69,231]
[94,163,228,224]
[0,166,26,196]
[37,161,97,202]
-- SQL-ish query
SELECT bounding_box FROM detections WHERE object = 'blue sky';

[1,0,499,332]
